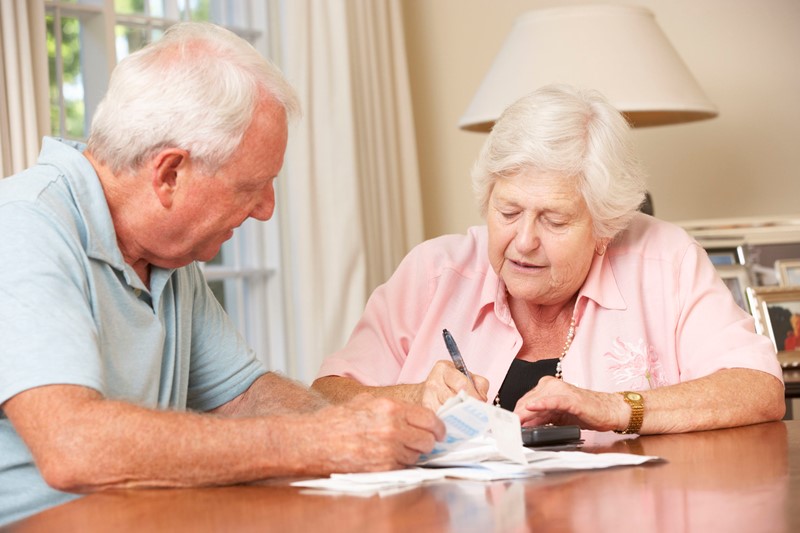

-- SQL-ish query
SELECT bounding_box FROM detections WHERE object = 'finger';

[463,375,483,399]
[421,370,464,409]
[397,444,425,466]
[404,405,446,441]
[360,442,413,472]
[472,374,490,401]
[380,412,440,456]
[514,397,549,419]
[516,409,552,427]
[400,427,439,455]
[524,394,574,413]
[420,380,453,412]
[431,359,451,370]
[443,367,482,398]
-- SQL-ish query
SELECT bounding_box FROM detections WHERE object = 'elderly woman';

[312,84,785,434]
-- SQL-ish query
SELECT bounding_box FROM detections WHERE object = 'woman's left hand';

[513,376,626,431]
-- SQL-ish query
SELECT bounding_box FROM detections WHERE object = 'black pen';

[442,329,477,390]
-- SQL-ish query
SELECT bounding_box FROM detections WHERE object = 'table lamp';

[458,4,718,132]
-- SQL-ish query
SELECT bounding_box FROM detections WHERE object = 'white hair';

[87,22,301,174]
[471,84,647,240]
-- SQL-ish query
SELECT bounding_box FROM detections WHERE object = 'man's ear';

[151,149,189,208]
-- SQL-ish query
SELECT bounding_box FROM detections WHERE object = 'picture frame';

[705,246,745,266]
[716,265,751,312]
[775,259,800,286]
[742,241,800,285]
[745,286,800,368]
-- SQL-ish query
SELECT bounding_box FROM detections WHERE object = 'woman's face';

[486,169,599,307]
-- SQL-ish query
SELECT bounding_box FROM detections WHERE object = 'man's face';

[149,96,288,267]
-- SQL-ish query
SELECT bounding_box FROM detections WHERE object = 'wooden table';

[5,421,799,533]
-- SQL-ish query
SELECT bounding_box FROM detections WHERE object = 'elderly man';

[0,22,442,525]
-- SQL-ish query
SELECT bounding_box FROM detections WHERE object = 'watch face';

[626,392,643,402]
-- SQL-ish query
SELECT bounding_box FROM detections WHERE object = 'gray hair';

[471,84,647,240]
[87,22,301,174]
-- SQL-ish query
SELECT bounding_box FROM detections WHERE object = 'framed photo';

[775,259,800,286]
[743,241,800,285]
[716,265,751,312]
[705,246,745,266]
[746,286,800,368]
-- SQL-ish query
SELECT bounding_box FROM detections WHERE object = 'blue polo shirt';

[0,137,267,525]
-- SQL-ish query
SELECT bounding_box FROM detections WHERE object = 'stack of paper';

[291,392,660,495]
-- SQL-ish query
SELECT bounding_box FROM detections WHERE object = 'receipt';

[420,391,526,465]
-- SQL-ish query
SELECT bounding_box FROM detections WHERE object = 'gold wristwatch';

[614,391,644,434]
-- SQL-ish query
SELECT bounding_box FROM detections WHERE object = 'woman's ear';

[595,238,610,256]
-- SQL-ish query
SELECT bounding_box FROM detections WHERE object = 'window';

[44,0,289,373]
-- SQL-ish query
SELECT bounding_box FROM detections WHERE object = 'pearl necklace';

[494,314,577,407]
[554,315,577,380]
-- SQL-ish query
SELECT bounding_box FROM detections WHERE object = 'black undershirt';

[496,358,558,411]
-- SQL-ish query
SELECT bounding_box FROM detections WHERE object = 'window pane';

[205,236,231,267]
[225,2,251,27]
[115,0,166,16]
[115,0,146,15]
[206,250,225,266]
[149,0,166,17]
[180,0,211,21]
[115,25,151,60]
[207,280,226,308]
[47,14,86,138]
[46,15,60,136]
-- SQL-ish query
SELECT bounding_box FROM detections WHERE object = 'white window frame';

[43,0,289,373]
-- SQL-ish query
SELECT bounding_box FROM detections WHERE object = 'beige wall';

[401,0,800,240]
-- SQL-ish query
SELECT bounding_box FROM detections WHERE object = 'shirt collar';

[38,137,155,291]
[473,263,513,330]
[471,239,627,330]
[577,246,627,313]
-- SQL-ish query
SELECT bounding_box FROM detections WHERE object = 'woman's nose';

[515,218,540,253]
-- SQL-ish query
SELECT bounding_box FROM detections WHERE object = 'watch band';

[614,391,644,434]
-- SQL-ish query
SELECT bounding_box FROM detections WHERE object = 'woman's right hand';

[418,360,489,411]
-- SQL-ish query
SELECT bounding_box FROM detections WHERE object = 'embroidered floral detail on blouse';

[605,337,667,390]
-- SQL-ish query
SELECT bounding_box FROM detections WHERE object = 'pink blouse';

[317,213,784,401]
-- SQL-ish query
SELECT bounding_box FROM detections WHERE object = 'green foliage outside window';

[46,14,85,139]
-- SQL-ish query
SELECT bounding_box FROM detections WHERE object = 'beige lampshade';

[459,5,718,131]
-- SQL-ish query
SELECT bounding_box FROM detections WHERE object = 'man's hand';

[418,361,489,412]
[297,394,446,473]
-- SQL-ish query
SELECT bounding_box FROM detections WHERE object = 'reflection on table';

[4,421,798,533]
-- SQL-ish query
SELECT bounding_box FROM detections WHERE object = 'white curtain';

[279,0,424,383]
[0,0,48,177]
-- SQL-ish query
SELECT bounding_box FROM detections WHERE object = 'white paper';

[291,468,447,495]
[522,450,663,472]
[290,392,660,496]
[291,451,661,494]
